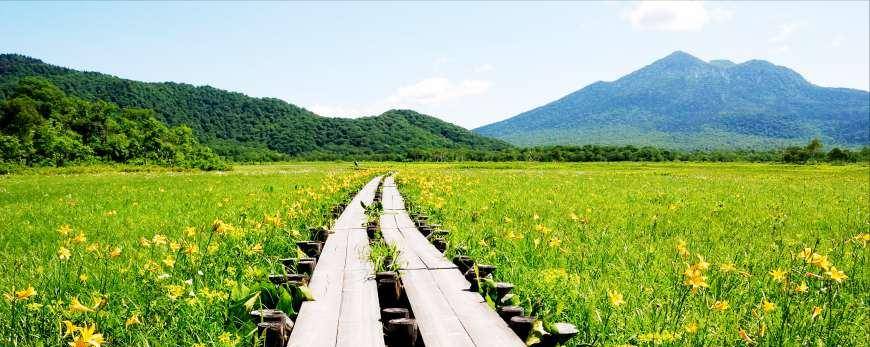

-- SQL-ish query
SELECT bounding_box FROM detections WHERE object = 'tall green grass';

[398,162,868,346]
[0,163,372,346]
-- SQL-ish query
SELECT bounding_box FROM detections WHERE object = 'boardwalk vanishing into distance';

[287,175,526,347]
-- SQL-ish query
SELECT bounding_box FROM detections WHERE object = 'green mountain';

[0,54,510,159]
[475,51,869,149]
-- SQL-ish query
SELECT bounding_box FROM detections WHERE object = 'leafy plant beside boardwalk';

[397,162,869,346]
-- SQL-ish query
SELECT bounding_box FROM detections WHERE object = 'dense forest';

[0,77,226,170]
[0,54,511,161]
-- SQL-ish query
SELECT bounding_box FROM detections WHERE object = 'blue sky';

[1,1,868,128]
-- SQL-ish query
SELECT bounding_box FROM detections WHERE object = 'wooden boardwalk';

[288,176,385,347]
[380,176,526,347]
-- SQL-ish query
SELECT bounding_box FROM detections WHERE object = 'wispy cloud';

[769,21,805,43]
[387,78,492,105]
[311,77,493,117]
[831,35,845,48]
[622,1,733,32]
[474,63,495,73]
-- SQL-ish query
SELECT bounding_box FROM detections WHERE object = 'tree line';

[287,140,869,164]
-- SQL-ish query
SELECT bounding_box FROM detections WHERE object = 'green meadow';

[1,162,867,346]
[397,162,869,346]
[0,163,372,346]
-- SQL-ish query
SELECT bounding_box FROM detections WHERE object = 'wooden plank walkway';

[289,176,385,347]
[379,176,526,347]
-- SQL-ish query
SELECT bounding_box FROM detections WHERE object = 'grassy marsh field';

[1,162,867,346]
[397,162,869,346]
[0,163,373,346]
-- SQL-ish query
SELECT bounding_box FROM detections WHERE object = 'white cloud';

[387,77,492,105]
[308,104,381,118]
[474,63,495,73]
[831,35,845,48]
[310,77,493,117]
[770,44,792,55]
[769,21,804,43]
[623,1,732,32]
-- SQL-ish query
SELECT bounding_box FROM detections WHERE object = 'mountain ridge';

[476,51,869,149]
[0,54,511,159]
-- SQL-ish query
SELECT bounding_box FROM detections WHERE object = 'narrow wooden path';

[288,176,385,347]
[380,176,526,347]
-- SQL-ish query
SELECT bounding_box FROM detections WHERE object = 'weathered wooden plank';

[336,269,384,347]
[430,269,526,347]
[382,176,396,187]
[334,177,381,230]
[380,213,427,270]
[397,225,456,270]
[400,269,476,347]
[381,185,404,211]
[392,211,417,229]
[289,176,383,347]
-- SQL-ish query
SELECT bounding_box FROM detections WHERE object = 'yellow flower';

[719,262,736,273]
[139,237,152,247]
[79,274,88,283]
[69,297,94,313]
[162,256,176,268]
[166,284,185,300]
[185,244,199,255]
[738,328,754,344]
[811,306,823,320]
[170,241,182,252]
[548,237,562,248]
[683,264,708,294]
[794,281,809,293]
[250,243,263,254]
[58,224,73,236]
[824,266,847,283]
[710,300,729,312]
[809,253,831,270]
[797,247,814,262]
[218,332,235,345]
[109,247,122,258]
[62,320,79,337]
[532,213,540,220]
[125,313,141,327]
[608,290,625,307]
[761,299,776,313]
[185,226,197,237]
[684,322,698,334]
[73,324,104,347]
[15,286,36,300]
[58,246,72,260]
[152,234,167,245]
[769,268,787,282]
[73,232,87,244]
[675,240,690,257]
[569,212,579,221]
[695,255,709,270]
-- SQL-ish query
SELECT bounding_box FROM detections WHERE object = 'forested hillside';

[0,54,511,160]
[0,77,226,169]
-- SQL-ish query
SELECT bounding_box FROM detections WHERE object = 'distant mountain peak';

[476,51,869,149]
[649,50,708,69]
